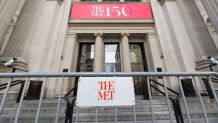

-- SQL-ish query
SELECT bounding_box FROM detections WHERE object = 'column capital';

[67,32,77,38]
[94,33,103,37]
[121,32,130,37]
[145,32,156,39]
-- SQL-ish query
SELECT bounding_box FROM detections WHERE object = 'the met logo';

[76,77,135,107]
[98,81,115,100]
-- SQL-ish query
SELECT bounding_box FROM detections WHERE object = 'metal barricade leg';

[192,77,209,123]
[55,77,64,123]
[147,77,155,122]
[14,77,30,123]
[0,78,12,116]
[114,106,117,123]
[133,105,136,123]
[69,98,76,123]
[75,107,79,123]
[35,77,47,123]
[177,77,192,123]
[95,106,98,123]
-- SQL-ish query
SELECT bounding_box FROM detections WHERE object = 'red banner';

[70,3,153,19]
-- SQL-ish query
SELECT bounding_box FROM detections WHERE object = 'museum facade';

[0,0,218,98]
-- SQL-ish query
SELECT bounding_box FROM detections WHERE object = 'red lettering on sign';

[98,91,115,100]
[71,3,153,19]
[98,81,115,100]
[98,81,115,90]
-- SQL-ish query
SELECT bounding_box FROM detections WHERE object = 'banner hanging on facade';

[76,77,135,107]
[71,3,153,19]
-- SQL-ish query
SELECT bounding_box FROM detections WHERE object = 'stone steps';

[0,96,218,123]
[1,102,217,115]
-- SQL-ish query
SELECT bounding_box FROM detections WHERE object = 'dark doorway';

[181,79,196,97]
[74,43,95,96]
[129,43,148,98]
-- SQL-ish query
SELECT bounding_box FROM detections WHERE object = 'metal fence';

[0,72,218,123]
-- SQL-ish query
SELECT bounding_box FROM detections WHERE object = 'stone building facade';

[0,0,217,98]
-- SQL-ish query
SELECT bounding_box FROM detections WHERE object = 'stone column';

[121,33,131,72]
[94,33,103,72]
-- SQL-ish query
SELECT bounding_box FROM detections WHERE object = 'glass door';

[104,44,121,72]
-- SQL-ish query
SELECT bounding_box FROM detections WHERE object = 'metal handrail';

[149,79,184,123]
[0,80,23,90]
[150,79,180,95]
[64,86,77,123]
[202,77,218,99]
[0,80,21,88]
[0,80,25,103]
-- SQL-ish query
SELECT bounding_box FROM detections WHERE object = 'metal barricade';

[0,72,217,123]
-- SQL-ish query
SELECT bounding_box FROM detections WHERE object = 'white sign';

[76,77,135,107]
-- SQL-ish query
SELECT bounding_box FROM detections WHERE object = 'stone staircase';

[0,96,218,123]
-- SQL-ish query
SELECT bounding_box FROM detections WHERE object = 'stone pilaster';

[62,32,78,94]
[145,32,162,72]
[62,32,77,71]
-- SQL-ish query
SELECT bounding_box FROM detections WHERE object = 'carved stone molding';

[145,32,156,39]
[67,32,77,38]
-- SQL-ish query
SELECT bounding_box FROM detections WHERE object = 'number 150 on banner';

[71,3,153,19]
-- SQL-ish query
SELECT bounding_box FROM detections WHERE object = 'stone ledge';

[0,57,28,72]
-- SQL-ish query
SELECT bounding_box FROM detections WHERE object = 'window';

[77,44,95,72]
[104,44,121,72]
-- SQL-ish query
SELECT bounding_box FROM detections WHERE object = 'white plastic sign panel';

[76,77,135,107]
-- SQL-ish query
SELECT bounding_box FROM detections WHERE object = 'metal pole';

[147,77,155,122]
[177,77,191,123]
[69,99,76,123]
[114,106,117,123]
[16,81,25,103]
[0,72,218,78]
[0,78,12,115]
[55,77,64,123]
[95,106,98,123]
[192,77,208,123]
[75,107,79,123]
[133,105,136,123]
[14,77,29,123]
[162,77,173,123]
[208,76,218,107]
[35,77,47,123]
[170,99,180,123]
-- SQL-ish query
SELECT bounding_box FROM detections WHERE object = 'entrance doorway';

[104,43,121,72]
[129,43,148,98]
